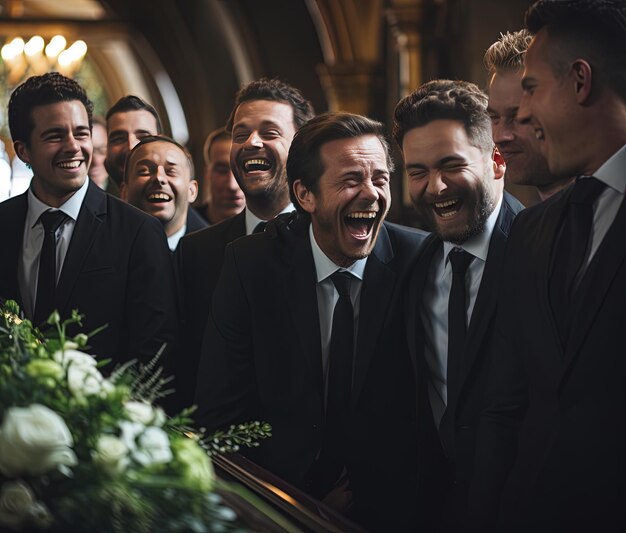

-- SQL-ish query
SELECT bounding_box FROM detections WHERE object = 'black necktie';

[34,210,69,325]
[439,248,474,458]
[253,221,267,234]
[550,177,605,342]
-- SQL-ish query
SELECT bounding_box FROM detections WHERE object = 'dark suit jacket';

[195,214,427,530]
[0,181,178,368]
[406,191,523,527]
[470,183,626,531]
[185,206,208,236]
[173,210,246,406]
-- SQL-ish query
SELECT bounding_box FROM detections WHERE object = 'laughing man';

[195,112,427,531]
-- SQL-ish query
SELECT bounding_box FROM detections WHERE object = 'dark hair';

[525,0,626,100]
[225,78,314,132]
[8,72,94,145]
[202,127,230,166]
[287,112,393,217]
[106,95,163,133]
[392,79,492,151]
[124,134,194,182]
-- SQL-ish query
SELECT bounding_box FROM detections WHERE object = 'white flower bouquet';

[0,301,271,532]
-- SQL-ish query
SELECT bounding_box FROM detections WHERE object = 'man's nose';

[425,169,447,196]
[243,131,263,149]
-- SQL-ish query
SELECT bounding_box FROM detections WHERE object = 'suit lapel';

[563,194,626,373]
[1,193,28,308]
[352,225,396,408]
[56,182,106,315]
[285,230,324,395]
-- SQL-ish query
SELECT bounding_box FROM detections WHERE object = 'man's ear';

[120,181,128,201]
[187,179,199,204]
[571,59,593,104]
[492,146,506,180]
[292,179,315,214]
[14,140,30,166]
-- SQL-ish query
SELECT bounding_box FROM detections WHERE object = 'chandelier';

[1,35,87,86]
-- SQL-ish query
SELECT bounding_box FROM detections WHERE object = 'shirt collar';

[593,143,626,194]
[27,177,89,229]
[309,223,367,282]
[443,194,503,264]
[167,224,186,252]
[244,203,295,235]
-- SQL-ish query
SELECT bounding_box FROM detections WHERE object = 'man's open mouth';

[147,192,172,203]
[345,211,377,238]
[432,198,461,219]
[535,128,545,141]
[57,160,82,169]
[244,158,272,172]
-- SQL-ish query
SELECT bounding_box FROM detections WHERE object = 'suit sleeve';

[125,217,179,368]
[194,242,257,433]
[468,219,529,529]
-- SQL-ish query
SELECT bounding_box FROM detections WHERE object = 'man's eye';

[109,136,125,145]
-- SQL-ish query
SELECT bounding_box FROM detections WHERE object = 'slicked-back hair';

[225,78,314,133]
[124,134,194,183]
[202,127,230,166]
[484,30,533,76]
[287,112,393,217]
[8,72,94,145]
[393,79,493,152]
[525,0,626,101]
[106,95,163,134]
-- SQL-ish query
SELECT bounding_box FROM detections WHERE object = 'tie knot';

[253,221,267,234]
[570,177,605,205]
[39,210,69,233]
[330,271,352,297]
[448,248,474,275]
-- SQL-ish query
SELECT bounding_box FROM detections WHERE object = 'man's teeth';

[244,159,271,171]
[435,199,458,209]
[434,199,459,218]
[148,193,171,201]
[346,211,377,219]
[57,161,81,169]
[535,129,545,140]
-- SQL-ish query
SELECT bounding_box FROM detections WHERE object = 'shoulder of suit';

[383,221,429,248]
[179,211,244,250]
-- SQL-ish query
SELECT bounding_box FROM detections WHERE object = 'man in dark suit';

[0,73,177,368]
[195,112,426,530]
[122,135,206,251]
[470,1,626,530]
[393,79,523,529]
[175,78,314,405]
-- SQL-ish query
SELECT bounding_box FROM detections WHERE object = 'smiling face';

[206,137,245,222]
[403,119,504,244]
[15,100,92,208]
[230,100,296,214]
[294,135,390,267]
[518,29,579,179]
[488,69,552,187]
[105,110,159,185]
[123,140,198,236]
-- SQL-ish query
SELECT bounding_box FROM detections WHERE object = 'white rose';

[132,427,172,467]
[67,363,107,399]
[0,481,35,530]
[92,435,129,475]
[0,404,77,477]
[53,349,97,369]
[118,420,144,453]
[125,401,166,427]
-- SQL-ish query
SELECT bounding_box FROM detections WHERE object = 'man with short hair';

[175,78,314,405]
[104,95,162,187]
[122,135,206,252]
[196,128,245,224]
[471,1,626,529]
[484,29,571,201]
[393,79,523,529]
[0,73,177,368]
[196,112,425,531]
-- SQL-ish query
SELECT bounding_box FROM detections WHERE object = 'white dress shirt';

[167,224,186,252]
[421,196,503,427]
[584,143,626,266]
[18,178,89,319]
[244,203,295,236]
[309,224,367,396]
